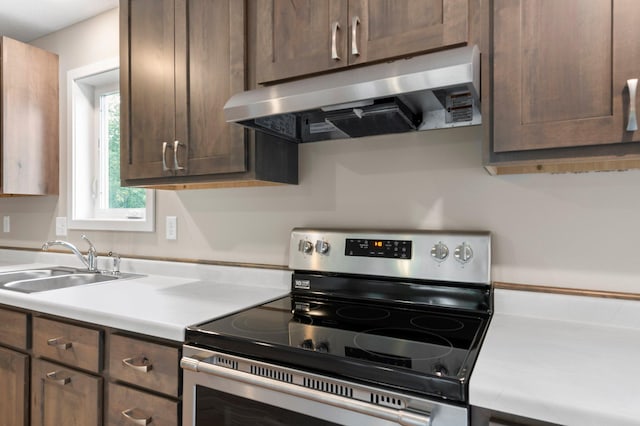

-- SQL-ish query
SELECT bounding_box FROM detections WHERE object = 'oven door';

[182,345,468,426]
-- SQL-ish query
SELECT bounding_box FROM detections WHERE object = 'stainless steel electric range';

[182,228,492,426]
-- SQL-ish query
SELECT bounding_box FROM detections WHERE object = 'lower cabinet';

[0,346,29,426]
[106,333,181,426]
[0,305,182,426]
[31,358,102,426]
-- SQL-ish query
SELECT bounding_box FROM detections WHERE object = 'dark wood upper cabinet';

[256,0,468,84]
[121,0,246,183]
[121,0,297,188]
[485,0,640,174]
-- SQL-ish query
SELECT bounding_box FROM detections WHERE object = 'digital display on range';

[345,239,412,259]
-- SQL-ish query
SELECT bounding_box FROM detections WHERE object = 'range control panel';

[345,239,412,259]
[289,228,491,285]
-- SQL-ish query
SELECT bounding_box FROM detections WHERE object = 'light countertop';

[0,249,291,342]
[470,288,640,426]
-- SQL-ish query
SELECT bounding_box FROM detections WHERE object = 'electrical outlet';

[56,217,68,236]
[2,216,9,233]
[166,216,177,240]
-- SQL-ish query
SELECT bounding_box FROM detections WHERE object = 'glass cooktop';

[186,294,489,402]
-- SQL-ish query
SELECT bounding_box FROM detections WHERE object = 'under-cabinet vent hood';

[224,45,480,143]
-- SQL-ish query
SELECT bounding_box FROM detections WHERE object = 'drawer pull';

[47,337,72,350]
[46,371,71,385]
[121,409,152,425]
[123,357,153,373]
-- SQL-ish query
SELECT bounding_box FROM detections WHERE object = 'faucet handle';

[108,251,121,275]
[81,234,96,251]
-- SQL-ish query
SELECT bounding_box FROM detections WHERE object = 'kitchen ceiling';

[0,0,118,42]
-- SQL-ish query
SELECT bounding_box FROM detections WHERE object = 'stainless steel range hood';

[224,45,480,143]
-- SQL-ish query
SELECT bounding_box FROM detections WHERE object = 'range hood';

[224,45,480,143]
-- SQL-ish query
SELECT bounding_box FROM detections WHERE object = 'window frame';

[67,58,155,232]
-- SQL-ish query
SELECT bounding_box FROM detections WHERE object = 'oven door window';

[195,386,340,426]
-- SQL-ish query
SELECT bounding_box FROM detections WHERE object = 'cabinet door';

[121,0,177,180]
[0,347,28,426]
[256,0,348,83]
[348,0,468,66]
[1,36,59,195]
[492,0,640,153]
[174,0,247,176]
[31,358,102,426]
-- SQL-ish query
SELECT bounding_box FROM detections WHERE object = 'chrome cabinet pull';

[46,371,71,385]
[351,16,360,56]
[162,141,171,171]
[173,140,185,171]
[47,337,72,350]
[331,21,341,60]
[627,78,638,131]
[122,357,153,373]
[121,409,152,425]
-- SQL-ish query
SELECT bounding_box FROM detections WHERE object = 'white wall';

[2,9,639,293]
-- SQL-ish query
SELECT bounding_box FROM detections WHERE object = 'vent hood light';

[224,45,480,143]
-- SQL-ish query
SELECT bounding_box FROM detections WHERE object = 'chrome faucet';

[42,234,98,272]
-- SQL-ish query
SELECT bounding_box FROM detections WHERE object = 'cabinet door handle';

[351,16,360,56]
[173,140,185,171]
[627,78,638,132]
[331,21,341,60]
[121,409,152,425]
[122,357,153,373]
[46,371,71,385]
[47,337,72,350]
[162,141,171,172]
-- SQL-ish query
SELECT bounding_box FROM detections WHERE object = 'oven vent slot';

[370,393,406,410]
[250,365,294,383]
[214,356,238,370]
[302,377,354,398]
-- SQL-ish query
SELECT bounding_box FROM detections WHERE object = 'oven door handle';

[181,356,431,426]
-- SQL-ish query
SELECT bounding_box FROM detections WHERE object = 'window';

[68,58,154,232]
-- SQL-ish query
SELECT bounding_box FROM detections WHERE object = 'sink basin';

[0,266,79,285]
[0,267,141,294]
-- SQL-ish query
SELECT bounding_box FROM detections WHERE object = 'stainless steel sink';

[0,267,141,294]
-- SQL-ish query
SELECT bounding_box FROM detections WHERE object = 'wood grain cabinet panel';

[121,0,296,188]
[0,307,28,350]
[485,0,640,174]
[0,36,59,196]
[31,358,102,426]
[109,333,180,397]
[0,347,29,426]
[122,0,248,181]
[107,383,179,426]
[32,317,102,373]
[256,0,468,83]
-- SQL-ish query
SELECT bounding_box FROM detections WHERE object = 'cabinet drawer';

[32,317,102,373]
[0,307,28,349]
[109,334,180,397]
[107,382,179,426]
